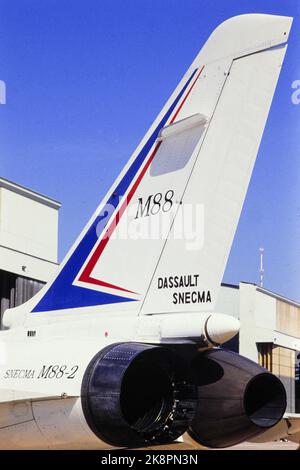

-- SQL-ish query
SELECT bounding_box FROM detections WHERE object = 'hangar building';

[0,177,60,327]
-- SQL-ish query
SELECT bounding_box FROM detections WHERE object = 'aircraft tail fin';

[5,14,291,322]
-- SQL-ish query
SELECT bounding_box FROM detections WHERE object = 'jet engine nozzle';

[81,343,197,447]
[188,348,286,448]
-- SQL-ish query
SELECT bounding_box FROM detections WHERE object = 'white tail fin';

[25,14,291,316]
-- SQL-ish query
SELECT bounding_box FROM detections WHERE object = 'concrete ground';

[214,441,299,450]
[182,432,299,450]
[144,435,299,451]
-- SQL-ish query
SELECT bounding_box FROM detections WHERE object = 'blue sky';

[0,0,299,301]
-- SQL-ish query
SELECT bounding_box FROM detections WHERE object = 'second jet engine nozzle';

[188,348,286,448]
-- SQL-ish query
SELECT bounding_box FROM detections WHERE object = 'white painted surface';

[191,14,291,66]
[0,185,59,263]
[254,290,277,331]
[0,178,60,281]
[238,283,259,362]
[0,245,58,282]
[215,285,239,319]
[142,45,287,315]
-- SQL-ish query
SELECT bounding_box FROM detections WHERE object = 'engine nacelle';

[3,345,286,449]
[81,342,197,447]
[188,348,287,448]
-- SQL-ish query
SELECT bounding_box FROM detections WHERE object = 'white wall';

[0,180,60,282]
[239,283,259,362]
[215,284,240,319]
[0,188,58,263]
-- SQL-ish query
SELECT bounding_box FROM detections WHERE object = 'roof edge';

[0,177,61,210]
